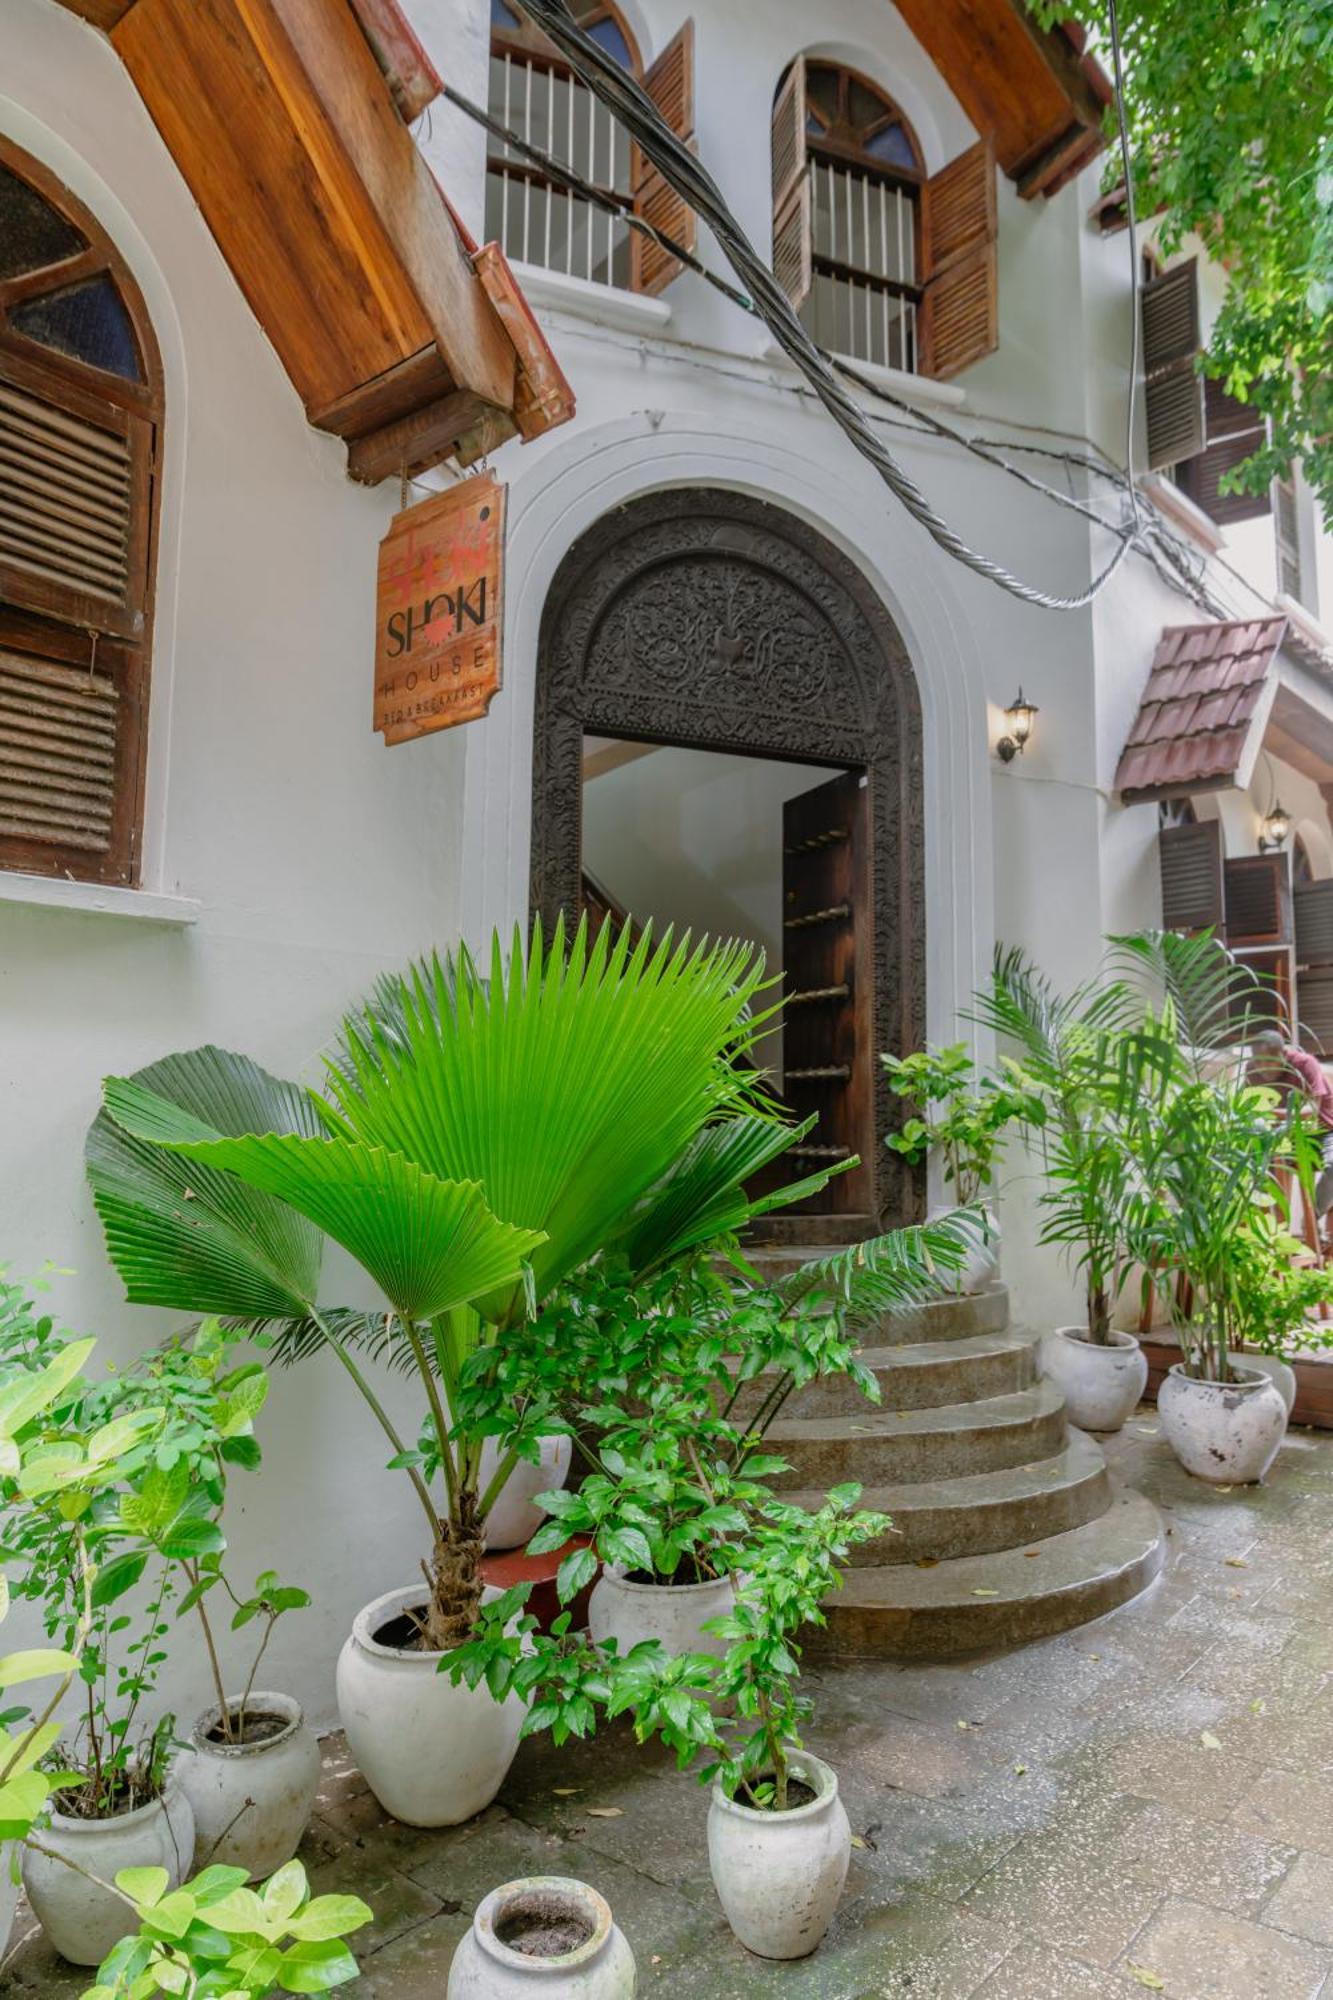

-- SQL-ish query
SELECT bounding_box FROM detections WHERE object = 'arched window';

[0,137,161,886]
[772,58,998,381]
[487,0,641,288]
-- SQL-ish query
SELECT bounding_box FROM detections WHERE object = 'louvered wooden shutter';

[1296,878,1333,965]
[920,141,997,381]
[1159,819,1223,933]
[1276,474,1303,600]
[1298,965,1333,1055]
[1225,853,1291,947]
[0,354,151,644]
[0,648,120,858]
[769,56,812,311]
[1177,376,1270,524]
[1141,261,1204,470]
[630,23,695,297]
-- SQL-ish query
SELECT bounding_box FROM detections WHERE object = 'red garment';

[1283,1044,1333,1131]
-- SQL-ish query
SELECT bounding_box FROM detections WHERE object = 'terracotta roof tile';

[1115,617,1287,801]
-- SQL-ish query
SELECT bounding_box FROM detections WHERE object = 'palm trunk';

[423,1489,485,1652]
[1088,1282,1111,1345]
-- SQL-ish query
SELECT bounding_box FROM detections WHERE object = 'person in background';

[1248,1029,1333,1223]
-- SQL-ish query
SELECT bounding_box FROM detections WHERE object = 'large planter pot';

[1244,1353,1298,1414]
[707,1748,850,1960]
[22,1782,194,1966]
[177,1691,321,1881]
[482,1434,574,1552]
[930,1203,999,1295]
[448,1876,636,1997]
[587,1566,734,1660]
[1042,1326,1148,1433]
[1158,1361,1289,1485]
[336,1584,525,1828]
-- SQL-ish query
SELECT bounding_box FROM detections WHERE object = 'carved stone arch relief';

[531,486,926,1229]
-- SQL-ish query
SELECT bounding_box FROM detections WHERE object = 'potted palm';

[882,1044,1033,1292]
[85,919,800,1828]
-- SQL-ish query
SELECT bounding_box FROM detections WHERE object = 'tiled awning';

[1115,617,1288,803]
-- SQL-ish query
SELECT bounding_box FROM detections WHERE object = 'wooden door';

[776,769,875,1225]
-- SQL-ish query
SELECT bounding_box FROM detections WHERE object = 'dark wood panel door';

[778,769,874,1220]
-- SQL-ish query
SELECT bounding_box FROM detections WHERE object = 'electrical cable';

[501,0,1148,612]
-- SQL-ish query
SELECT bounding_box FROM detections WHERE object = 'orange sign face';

[374,473,505,744]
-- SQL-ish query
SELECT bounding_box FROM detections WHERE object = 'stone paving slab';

[10,1417,1333,1997]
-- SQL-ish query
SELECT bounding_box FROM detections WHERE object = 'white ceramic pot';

[177,1690,321,1881]
[1158,1361,1290,1486]
[707,1747,850,1960]
[0,1841,17,1958]
[22,1782,194,1966]
[447,1876,636,1997]
[930,1203,999,1294]
[336,1584,525,1828]
[1245,1353,1298,1414]
[1042,1326,1148,1433]
[587,1566,735,1660]
[482,1434,574,1552]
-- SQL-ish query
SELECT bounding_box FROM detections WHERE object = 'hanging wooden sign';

[373,472,505,744]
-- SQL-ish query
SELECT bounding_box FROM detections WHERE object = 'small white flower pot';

[22,1782,194,1966]
[1041,1326,1148,1433]
[587,1565,735,1659]
[177,1690,321,1881]
[707,1748,849,1960]
[336,1584,525,1828]
[482,1434,574,1552]
[447,1876,636,1996]
[1158,1361,1290,1485]
[930,1203,999,1294]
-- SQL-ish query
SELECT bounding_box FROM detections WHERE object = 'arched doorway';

[530,487,924,1237]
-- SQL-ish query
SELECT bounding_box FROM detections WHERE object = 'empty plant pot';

[1042,1326,1148,1433]
[1158,1362,1289,1485]
[587,1565,734,1660]
[482,1434,574,1552]
[336,1584,525,1827]
[448,1876,636,1996]
[22,1782,195,1966]
[707,1747,849,1959]
[177,1690,321,1881]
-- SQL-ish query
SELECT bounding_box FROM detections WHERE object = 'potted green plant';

[883,1043,1034,1292]
[85,919,800,1828]
[1227,1213,1333,1411]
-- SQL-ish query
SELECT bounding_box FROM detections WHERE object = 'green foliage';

[1026,0,1333,510]
[882,1044,1038,1204]
[82,1857,372,1998]
[1228,1211,1333,1359]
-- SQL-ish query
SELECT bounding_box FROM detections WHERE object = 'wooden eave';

[52,0,573,478]
[891,0,1111,200]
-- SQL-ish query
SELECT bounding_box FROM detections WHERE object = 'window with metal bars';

[800,63,924,374]
[0,137,161,886]
[487,0,640,288]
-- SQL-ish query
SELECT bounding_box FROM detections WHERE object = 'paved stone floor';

[13,1418,1333,1998]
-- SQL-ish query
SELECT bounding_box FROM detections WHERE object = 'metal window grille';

[485,49,633,287]
[802,158,919,374]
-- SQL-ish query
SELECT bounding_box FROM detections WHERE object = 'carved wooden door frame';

[530,487,925,1232]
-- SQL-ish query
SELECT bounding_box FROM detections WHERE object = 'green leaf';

[0,1337,95,1441]
[276,1938,362,1992]
[287,1894,374,1942]
[0,1648,78,1690]
[91,1550,150,1609]
[556,1545,599,1605]
[261,1859,308,1925]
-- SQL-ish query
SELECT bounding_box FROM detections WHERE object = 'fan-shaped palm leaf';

[776,1214,978,1331]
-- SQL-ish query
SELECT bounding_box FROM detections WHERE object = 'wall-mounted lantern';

[1259,801,1292,853]
[996,690,1038,764]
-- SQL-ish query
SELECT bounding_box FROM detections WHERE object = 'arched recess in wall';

[0,133,163,886]
[530,486,926,1234]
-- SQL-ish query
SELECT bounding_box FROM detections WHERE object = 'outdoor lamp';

[1259,801,1292,853]
[997,690,1038,763]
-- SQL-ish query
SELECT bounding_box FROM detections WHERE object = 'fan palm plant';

[86,918,813,1648]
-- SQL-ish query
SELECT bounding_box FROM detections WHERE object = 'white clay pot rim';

[472,1876,615,1973]
[1166,1361,1274,1396]
[350,1582,508,1664]
[598,1563,732,1597]
[44,1780,180,1837]
[710,1748,838,1824]
[189,1691,304,1760]
[1054,1325,1141,1353]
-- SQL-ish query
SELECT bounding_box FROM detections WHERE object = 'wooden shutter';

[1298,965,1333,1055]
[1141,260,1204,470]
[1276,473,1303,601]
[920,140,997,381]
[1177,376,1270,524]
[770,56,811,310]
[1225,853,1292,947]
[1159,819,1223,933]
[629,22,695,297]
[1296,878,1333,965]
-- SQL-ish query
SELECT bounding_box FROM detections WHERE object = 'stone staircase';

[749,1256,1165,1658]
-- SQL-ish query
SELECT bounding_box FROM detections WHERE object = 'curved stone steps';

[767,1379,1068,1489]
[870,1283,1012,1345]
[731,1326,1039,1420]
[779,1431,1112,1566]
[809,1489,1165,1659]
